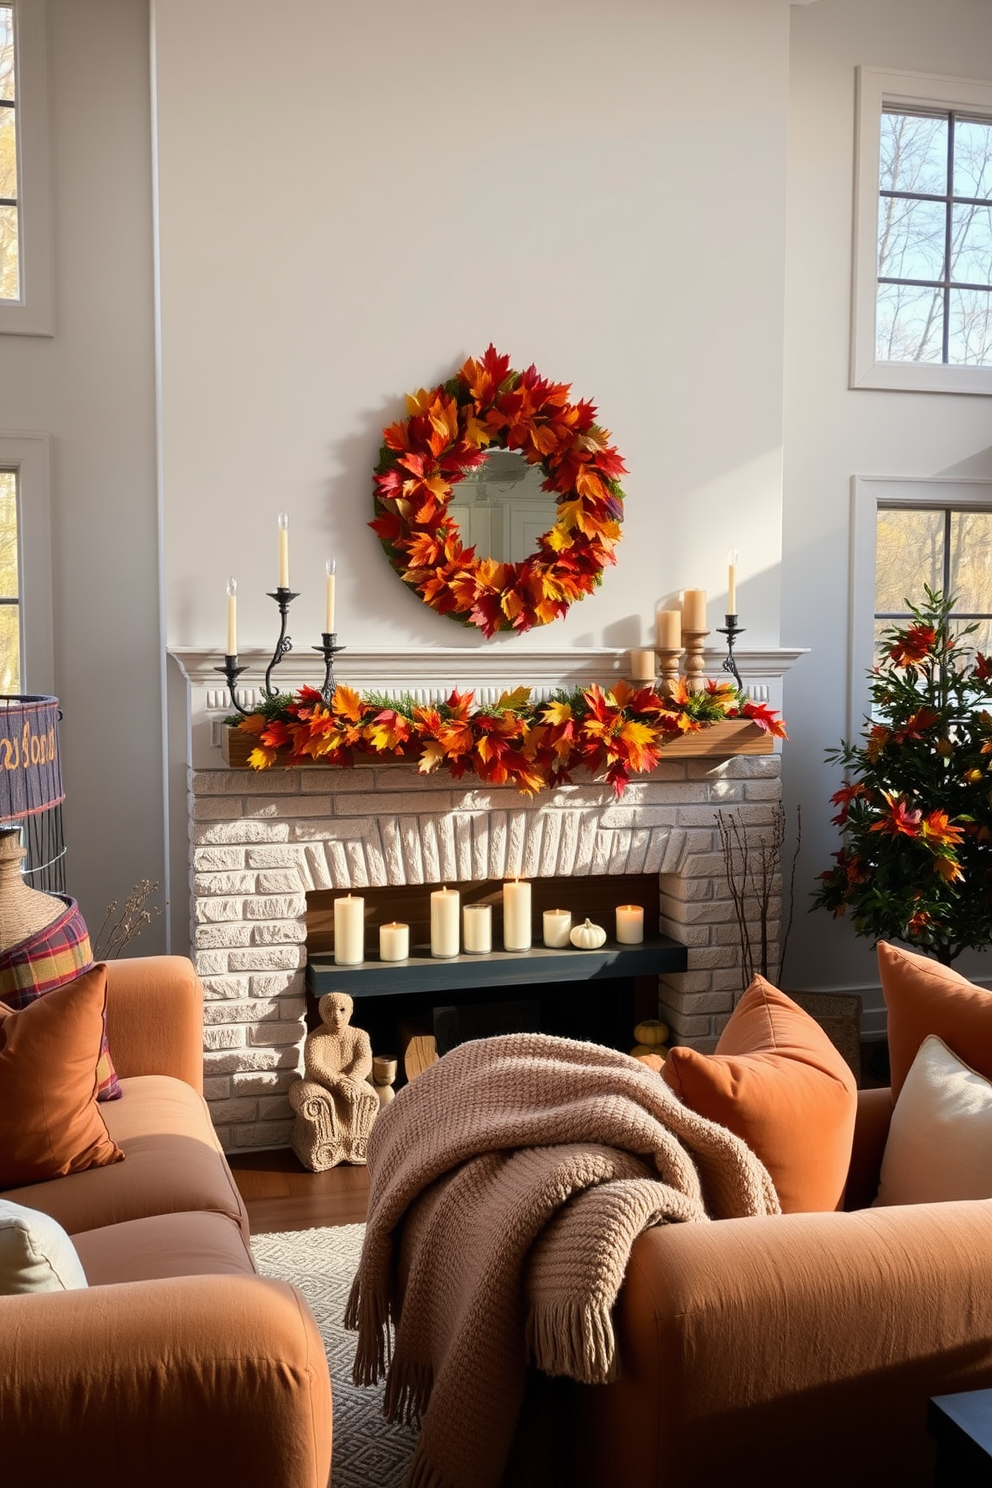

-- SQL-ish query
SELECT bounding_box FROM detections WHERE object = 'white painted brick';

[711,968,750,992]
[299,767,376,793]
[520,815,545,878]
[193,847,247,871]
[227,946,306,972]
[232,1070,295,1095]
[201,976,252,1000]
[664,876,714,903]
[675,924,713,947]
[256,1094,294,1121]
[203,1025,246,1050]
[344,837,371,888]
[195,923,253,949]
[195,951,230,975]
[244,894,307,919]
[659,896,737,926]
[232,771,303,795]
[715,757,781,780]
[246,846,305,868]
[659,1011,713,1038]
[192,797,243,820]
[290,817,374,842]
[678,803,778,828]
[230,1120,294,1149]
[194,897,246,923]
[203,998,281,1023]
[203,1077,231,1100]
[248,1021,303,1047]
[399,816,426,882]
[681,852,728,879]
[249,972,304,998]
[658,970,716,995]
[676,991,734,1015]
[245,796,334,819]
[686,946,739,971]
[207,1097,258,1124]
[251,920,308,945]
[193,821,291,845]
[339,790,454,817]
[607,831,630,875]
[191,771,241,795]
[471,814,489,881]
[203,1046,299,1075]
[744,780,787,801]
[659,832,689,874]
[255,869,306,894]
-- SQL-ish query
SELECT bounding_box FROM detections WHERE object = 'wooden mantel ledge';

[221,717,772,770]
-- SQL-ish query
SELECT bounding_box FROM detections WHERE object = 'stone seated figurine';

[289,991,380,1171]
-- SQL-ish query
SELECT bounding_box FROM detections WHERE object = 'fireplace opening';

[304,874,686,1085]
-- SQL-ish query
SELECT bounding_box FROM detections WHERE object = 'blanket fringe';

[384,1358,434,1427]
[526,1299,619,1386]
[406,1456,452,1488]
[345,1272,390,1386]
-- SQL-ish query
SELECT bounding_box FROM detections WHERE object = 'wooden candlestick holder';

[682,629,709,690]
[655,646,685,696]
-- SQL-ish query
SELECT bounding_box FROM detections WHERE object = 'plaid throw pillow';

[0,898,121,1100]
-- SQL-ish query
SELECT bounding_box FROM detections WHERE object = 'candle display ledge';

[306,933,688,999]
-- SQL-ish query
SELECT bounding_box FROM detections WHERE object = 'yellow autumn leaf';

[541,700,573,727]
[494,686,532,711]
[405,388,434,416]
[418,741,447,775]
[248,745,278,769]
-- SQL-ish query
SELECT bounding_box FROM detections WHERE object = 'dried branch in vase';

[717,805,800,997]
[94,879,164,960]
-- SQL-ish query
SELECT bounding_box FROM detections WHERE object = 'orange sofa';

[570,1082,992,1488]
[0,957,332,1488]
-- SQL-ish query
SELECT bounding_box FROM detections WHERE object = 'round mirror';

[370,346,627,637]
[448,450,559,566]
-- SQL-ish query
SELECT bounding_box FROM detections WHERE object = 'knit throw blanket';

[345,1033,779,1488]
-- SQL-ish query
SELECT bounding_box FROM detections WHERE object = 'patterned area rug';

[251,1223,418,1488]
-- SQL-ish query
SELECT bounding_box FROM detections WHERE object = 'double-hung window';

[0,0,52,336]
[853,68,992,395]
[852,478,992,730]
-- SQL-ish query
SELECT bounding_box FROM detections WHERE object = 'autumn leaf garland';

[233,679,786,799]
[370,345,627,637]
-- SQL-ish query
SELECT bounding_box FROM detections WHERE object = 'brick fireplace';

[171,645,797,1152]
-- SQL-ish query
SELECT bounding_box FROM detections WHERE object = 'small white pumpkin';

[569,917,607,950]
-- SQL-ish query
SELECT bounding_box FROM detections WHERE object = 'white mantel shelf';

[169,644,807,771]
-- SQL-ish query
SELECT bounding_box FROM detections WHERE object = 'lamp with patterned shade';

[0,695,66,892]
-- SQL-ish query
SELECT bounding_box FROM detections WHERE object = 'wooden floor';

[229,1149,370,1235]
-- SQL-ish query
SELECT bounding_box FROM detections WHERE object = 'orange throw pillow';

[661,977,857,1213]
[877,940,992,1101]
[0,964,124,1187]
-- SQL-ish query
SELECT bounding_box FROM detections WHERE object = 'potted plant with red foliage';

[814,589,992,965]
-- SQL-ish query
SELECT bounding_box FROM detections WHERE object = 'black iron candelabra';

[717,613,745,692]
[216,585,342,715]
[313,632,346,702]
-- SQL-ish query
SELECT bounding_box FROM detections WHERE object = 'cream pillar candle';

[325,558,336,633]
[682,588,707,631]
[226,577,237,655]
[503,879,532,951]
[430,886,460,958]
[463,902,492,954]
[542,908,572,948]
[656,609,681,650]
[629,649,656,682]
[615,904,644,944]
[333,894,364,965]
[278,511,290,588]
[379,921,409,961]
[727,548,738,615]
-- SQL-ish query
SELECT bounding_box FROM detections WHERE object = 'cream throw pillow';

[0,1198,88,1293]
[874,1034,992,1206]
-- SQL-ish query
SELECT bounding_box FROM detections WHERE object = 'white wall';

[782,0,992,1025]
[0,0,166,949]
[153,0,790,665]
